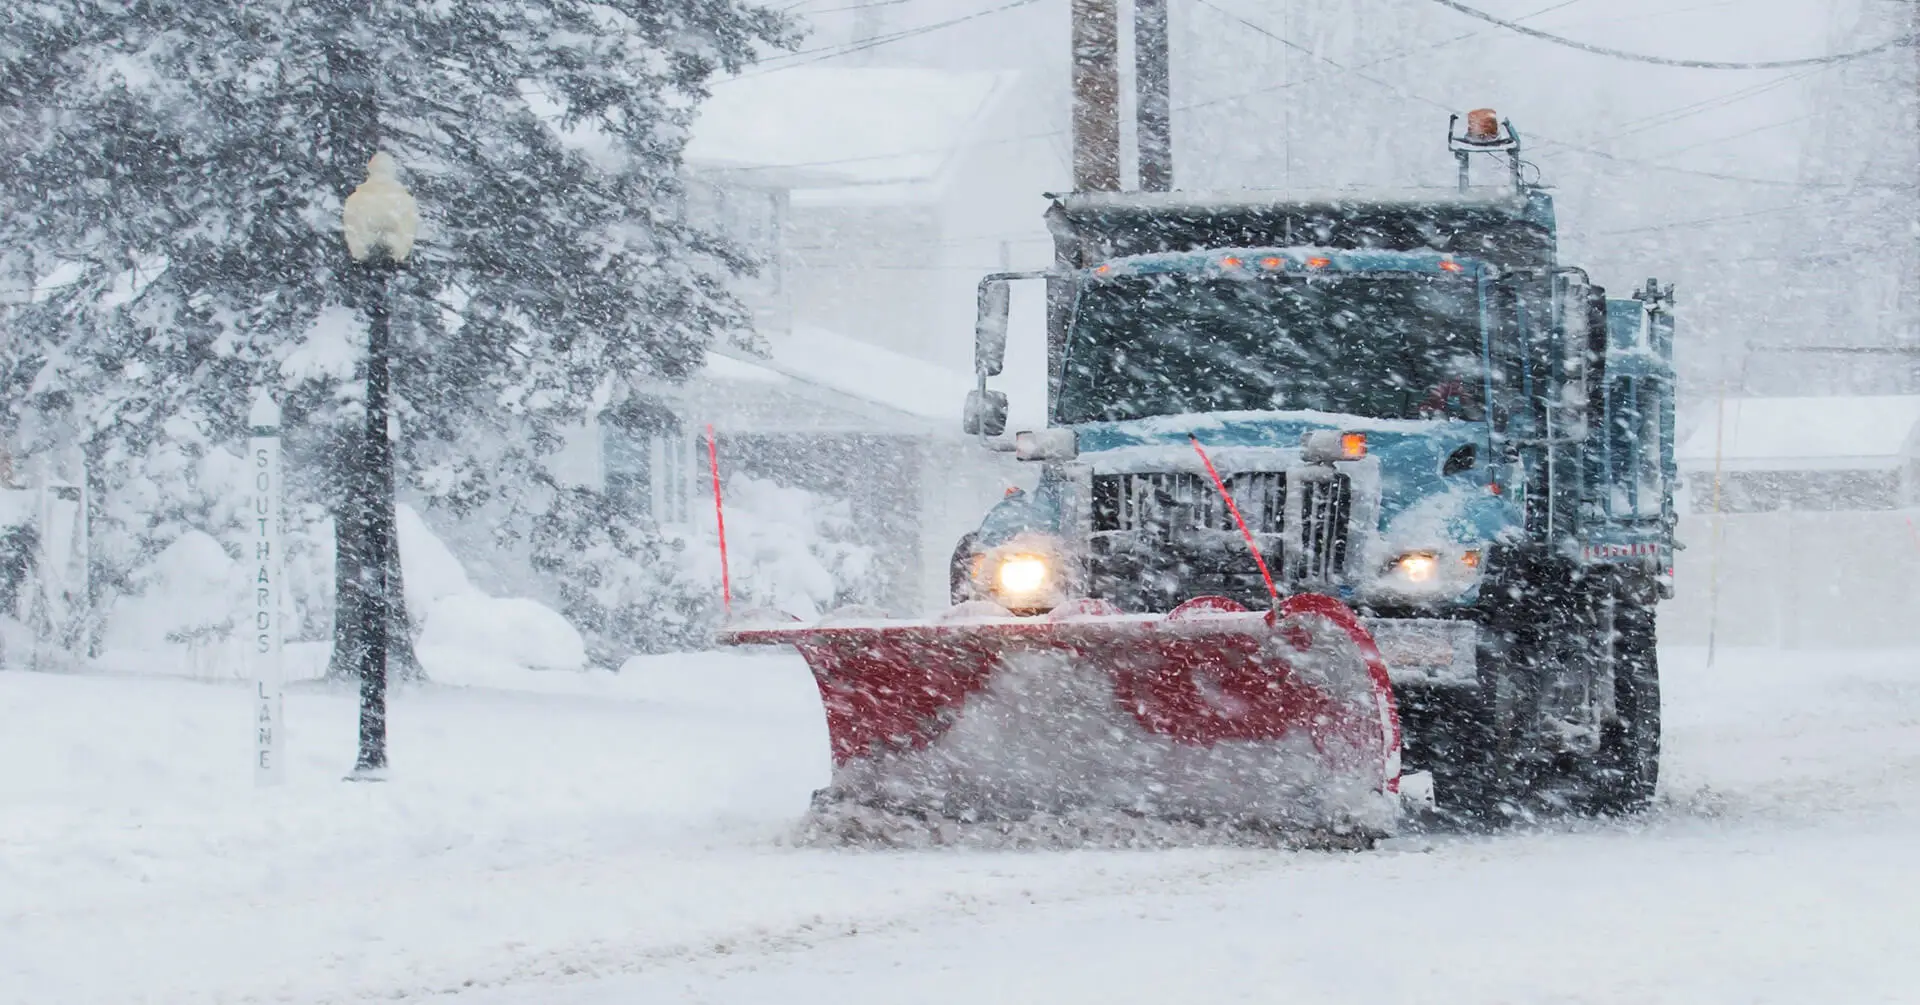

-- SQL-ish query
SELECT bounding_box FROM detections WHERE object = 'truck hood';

[1075,409,1470,453]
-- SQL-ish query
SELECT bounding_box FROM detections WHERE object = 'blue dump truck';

[725,113,1675,837]
[953,114,1676,824]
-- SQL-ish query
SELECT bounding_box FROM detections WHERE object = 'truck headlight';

[1392,551,1440,583]
[1376,547,1484,595]
[995,554,1051,595]
[971,535,1071,611]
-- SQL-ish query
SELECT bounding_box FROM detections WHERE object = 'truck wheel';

[1419,680,1501,827]
[1430,594,1529,828]
[1586,587,1661,814]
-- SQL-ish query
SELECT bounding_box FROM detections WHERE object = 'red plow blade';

[722,594,1400,841]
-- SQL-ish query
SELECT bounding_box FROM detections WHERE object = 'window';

[652,434,694,527]
[1057,272,1486,423]
[601,424,695,526]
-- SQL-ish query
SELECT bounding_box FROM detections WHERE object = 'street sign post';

[249,393,284,786]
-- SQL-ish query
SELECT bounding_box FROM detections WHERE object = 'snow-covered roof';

[694,326,973,428]
[1677,396,1920,472]
[686,67,1017,203]
[766,326,974,422]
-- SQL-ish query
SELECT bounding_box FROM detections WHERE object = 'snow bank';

[679,475,876,620]
[101,529,245,652]
[97,502,587,684]
[397,502,475,612]
[418,594,588,682]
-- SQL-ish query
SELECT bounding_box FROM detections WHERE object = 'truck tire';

[1586,587,1661,814]
[1418,679,1502,827]
[1430,587,1532,828]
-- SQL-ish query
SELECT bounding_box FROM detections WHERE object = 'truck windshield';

[1057,272,1487,424]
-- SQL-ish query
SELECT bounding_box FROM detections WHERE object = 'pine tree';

[0,1,792,666]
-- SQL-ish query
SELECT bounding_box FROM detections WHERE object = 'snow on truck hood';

[1067,411,1503,532]
[1074,410,1475,456]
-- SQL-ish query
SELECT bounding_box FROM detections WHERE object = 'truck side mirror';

[964,388,1008,437]
[975,278,1010,377]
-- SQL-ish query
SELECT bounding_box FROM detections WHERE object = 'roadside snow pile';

[403,505,588,683]
[419,595,588,682]
[94,502,585,683]
[680,475,877,620]
[102,529,243,652]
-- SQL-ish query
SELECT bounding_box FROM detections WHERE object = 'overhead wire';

[1426,0,1912,69]
[715,0,1883,195]
[1178,0,1581,115]
[1196,0,1893,192]
[1641,112,1816,161]
[732,0,1040,78]
[1570,67,1825,146]
[798,0,928,15]
[1191,0,1452,114]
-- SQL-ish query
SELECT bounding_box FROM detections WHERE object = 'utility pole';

[1071,0,1122,192]
[1134,0,1172,191]
[1909,0,1920,382]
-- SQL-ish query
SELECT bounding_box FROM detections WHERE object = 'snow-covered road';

[4,645,1917,1004]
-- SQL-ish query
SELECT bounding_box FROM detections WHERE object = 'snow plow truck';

[722,112,1676,839]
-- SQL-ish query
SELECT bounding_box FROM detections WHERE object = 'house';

[684,65,1064,372]
[556,66,1067,616]
[1675,396,1920,512]
[584,330,1026,616]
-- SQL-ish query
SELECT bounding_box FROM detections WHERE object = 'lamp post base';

[344,766,388,783]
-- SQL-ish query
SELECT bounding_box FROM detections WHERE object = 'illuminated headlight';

[1377,548,1484,594]
[1393,551,1441,584]
[995,554,1051,596]
[971,536,1070,611]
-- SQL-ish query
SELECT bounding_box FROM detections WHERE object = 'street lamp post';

[342,151,417,780]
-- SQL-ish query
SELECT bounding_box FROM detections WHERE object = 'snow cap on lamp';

[342,151,418,264]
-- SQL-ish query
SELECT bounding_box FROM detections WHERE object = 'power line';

[1427,0,1912,69]
[711,0,1890,192]
[798,0,926,15]
[1202,1,1900,191]
[1643,112,1815,161]
[1575,67,1825,146]
[1585,201,1824,238]
[1191,0,1452,114]
[732,0,1040,78]
[1537,133,1891,189]
[1177,0,1585,116]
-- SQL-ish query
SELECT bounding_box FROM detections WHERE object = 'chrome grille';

[1091,471,1286,534]
[1295,473,1353,582]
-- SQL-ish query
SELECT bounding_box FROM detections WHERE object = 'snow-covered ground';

[4,644,1917,1004]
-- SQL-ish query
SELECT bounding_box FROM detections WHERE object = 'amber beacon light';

[1465,108,1501,144]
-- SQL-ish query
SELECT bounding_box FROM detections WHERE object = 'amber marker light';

[1466,108,1500,143]
[1340,432,1368,459]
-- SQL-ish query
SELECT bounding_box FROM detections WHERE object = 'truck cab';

[953,116,1676,821]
